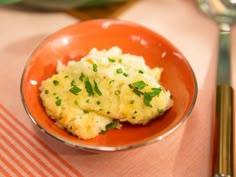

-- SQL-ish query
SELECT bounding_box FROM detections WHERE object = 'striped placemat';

[0,104,82,177]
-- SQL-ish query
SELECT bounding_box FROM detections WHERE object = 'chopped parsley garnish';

[93,64,98,72]
[55,99,62,106]
[128,81,147,96]
[44,90,49,94]
[138,70,144,74]
[116,68,123,74]
[79,73,85,81]
[129,81,162,107]
[100,122,118,134]
[158,109,164,114]
[130,100,135,104]
[86,99,90,103]
[84,78,94,96]
[74,100,79,105]
[53,80,59,86]
[94,80,102,96]
[96,100,101,105]
[133,80,147,90]
[133,89,143,96]
[69,85,82,95]
[109,80,115,84]
[143,88,162,107]
[108,57,116,63]
[123,73,128,77]
[132,110,137,118]
[71,79,75,86]
[129,83,143,96]
[143,93,153,107]
[151,88,162,94]
[83,110,89,113]
[118,59,123,63]
[115,90,120,95]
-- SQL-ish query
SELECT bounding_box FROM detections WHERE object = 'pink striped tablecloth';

[0,0,235,177]
[0,104,82,177]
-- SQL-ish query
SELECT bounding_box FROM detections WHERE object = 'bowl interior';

[21,19,197,151]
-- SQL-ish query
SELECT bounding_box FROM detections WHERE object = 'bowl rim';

[20,19,198,152]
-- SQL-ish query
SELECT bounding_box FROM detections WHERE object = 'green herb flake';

[143,88,162,107]
[143,93,153,107]
[83,110,89,113]
[151,88,162,95]
[69,85,82,95]
[85,78,94,96]
[93,64,98,72]
[129,83,143,96]
[109,80,115,84]
[116,68,123,74]
[138,70,144,74]
[158,109,164,114]
[96,100,101,105]
[53,80,59,86]
[133,80,147,90]
[133,88,144,96]
[79,73,85,81]
[100,121,118,134]
[118,59,123,63]
[108,57,116,63]
[130,100,135,104]
[115,90,120,96]
[94,80,102,96]
[86,99,90,103]
[128,84,133,89]
[74,100,79,105]
[123,73,128,77]
[64,75,69,78]
[71,79,75,86]
[55,99,62,106]
[45,90,49,94]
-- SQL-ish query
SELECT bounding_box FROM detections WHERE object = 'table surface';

[0,0,235,177]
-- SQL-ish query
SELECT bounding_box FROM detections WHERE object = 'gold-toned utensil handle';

[214,85,234,177]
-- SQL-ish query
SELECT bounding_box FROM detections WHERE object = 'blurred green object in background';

[0,0,21,3]
[83,0,126,7]
[0,0,127,9]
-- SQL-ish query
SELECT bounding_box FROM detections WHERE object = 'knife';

[214,25,234,177]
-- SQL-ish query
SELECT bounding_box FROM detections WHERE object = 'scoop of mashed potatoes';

[39,47,173,139]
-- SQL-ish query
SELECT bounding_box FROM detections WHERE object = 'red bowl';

[21,19,197,152]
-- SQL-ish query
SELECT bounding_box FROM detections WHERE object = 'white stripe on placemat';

[0,104,83,177]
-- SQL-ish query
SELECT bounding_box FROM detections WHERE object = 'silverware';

[196,0,235,176]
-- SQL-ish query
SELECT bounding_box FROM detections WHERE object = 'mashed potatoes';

[40,47,173,139]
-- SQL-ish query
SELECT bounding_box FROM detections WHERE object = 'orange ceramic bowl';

[21,19,197,152]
